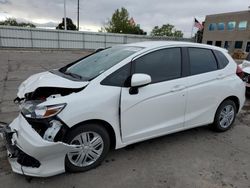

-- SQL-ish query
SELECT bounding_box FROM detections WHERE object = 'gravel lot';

[0,49,250,188]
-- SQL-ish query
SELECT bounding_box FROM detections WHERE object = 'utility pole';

[64,0,67,30]
[77,0,79,30]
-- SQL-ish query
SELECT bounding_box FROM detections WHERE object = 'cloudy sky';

[0,0,249,37]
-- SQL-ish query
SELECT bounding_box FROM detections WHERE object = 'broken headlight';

[21,101,66,119]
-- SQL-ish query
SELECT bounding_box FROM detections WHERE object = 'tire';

[65,123,110,172]
[212,100,237,132]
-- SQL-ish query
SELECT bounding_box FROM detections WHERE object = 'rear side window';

[188,48,218,75]
[134,48,181,83]
[213,50,229,69]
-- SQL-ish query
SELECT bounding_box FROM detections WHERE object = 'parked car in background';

[0,41,245,177]
[239,53,250,95]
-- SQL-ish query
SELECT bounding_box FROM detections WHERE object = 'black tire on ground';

[64,123,110,172]
[212,100,237,132]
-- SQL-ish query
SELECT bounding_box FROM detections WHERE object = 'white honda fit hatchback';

[0,41,245,177]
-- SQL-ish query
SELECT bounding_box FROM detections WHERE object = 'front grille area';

[17,149,41,168]
[25,117,50,137]
[1,125,19,157]
[1,125,41,168]
[24,115,69,142]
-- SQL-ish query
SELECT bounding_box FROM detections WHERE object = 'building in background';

[202,10,250,53]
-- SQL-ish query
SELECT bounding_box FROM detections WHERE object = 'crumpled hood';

[17,71,89,98]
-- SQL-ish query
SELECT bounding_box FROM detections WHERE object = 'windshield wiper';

[64,71,82,79]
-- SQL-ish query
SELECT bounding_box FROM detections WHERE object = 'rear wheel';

[212,100,236,132]
[65,123,110,172]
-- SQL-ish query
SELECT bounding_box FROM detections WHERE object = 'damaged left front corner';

[2,114,81,177]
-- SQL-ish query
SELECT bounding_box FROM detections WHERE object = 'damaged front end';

[0,71,88,177]
[240,60,250,94]
[1,115,82,177]
[16,85,85,142]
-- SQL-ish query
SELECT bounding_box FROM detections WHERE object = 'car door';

[120,47,187,144]
[184,47,223,128]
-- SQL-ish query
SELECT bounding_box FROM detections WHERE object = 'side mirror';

[131,73,152,87]
[130,74,151,94]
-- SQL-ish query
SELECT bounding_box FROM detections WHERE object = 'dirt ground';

[0,49,250,188]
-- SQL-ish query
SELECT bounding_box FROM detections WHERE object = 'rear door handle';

[171,85,186,92]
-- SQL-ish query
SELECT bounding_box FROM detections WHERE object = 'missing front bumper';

[0,115,81,177]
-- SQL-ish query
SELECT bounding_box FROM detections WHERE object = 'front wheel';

[65,123,110,172]
[212,100,236,132]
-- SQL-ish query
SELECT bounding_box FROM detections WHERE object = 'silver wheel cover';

[67,131,104,167]
[219,104,235,128]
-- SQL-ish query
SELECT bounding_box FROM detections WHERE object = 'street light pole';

[77,0,79,30]
[64,0,67,30]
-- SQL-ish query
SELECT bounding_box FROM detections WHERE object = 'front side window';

[134,48,182,83]
[238,21,247,30]
[189,48,218,75]
[64,46,143,81]
[227,21,236,30]
[101,63,130,87]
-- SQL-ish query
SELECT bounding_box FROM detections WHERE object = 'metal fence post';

[82,32,85,49]
[57,30,60,48]
[30,29,33,48]
[104,34,107,48]
[0,28,2,48]
[123,36,127,44]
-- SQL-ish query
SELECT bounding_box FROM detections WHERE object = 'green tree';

[104,7,146,35]
[56,17,77,30]
[0,18,36,28]
[150,24,183,37]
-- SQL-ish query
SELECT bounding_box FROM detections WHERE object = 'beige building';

[202,10,250,53]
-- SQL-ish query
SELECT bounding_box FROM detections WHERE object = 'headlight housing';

[21,101,66,119]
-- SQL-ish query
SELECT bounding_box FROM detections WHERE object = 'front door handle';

[171,85,186,92]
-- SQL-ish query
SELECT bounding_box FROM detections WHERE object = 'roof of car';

[124,41,228,53]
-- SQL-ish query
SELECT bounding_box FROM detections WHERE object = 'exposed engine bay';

[14,86,84,143]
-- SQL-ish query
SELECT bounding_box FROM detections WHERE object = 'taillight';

[236,65,244,79]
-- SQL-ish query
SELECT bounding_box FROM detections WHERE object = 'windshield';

[64,46,143,80]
